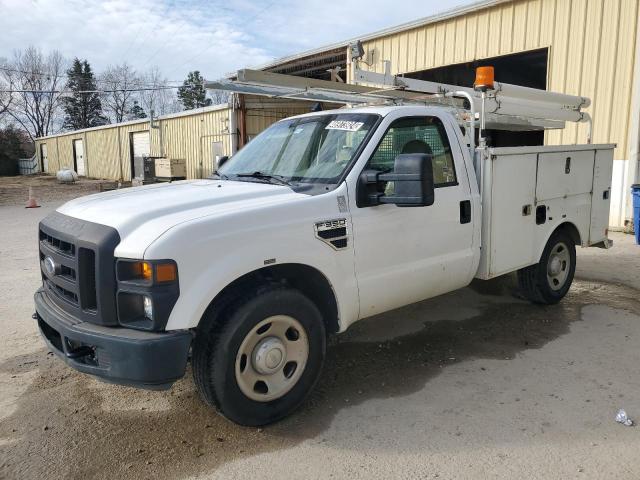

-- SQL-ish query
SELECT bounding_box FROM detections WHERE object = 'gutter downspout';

[150,110,164,158]
[230,95,238,155]
[238,94,247,149]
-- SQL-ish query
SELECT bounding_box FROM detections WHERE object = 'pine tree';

[62,58,108,130]
[177,71,212,110]
[127,100,147,119]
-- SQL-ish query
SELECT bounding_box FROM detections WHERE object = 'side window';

[367,116,457,187]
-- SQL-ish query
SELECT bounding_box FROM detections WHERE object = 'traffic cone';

[25,187,40,208]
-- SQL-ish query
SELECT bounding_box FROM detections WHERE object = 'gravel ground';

[1,186,639,480]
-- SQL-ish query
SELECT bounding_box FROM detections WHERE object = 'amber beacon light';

[474,66,495,91]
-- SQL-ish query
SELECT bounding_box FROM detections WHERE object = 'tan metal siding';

[85,128,120,179]
[52,133,76,172]
[150,108,232,179]
[35,122,150,180]
[359,0,638,160]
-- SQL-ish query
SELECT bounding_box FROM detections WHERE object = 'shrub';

[0,126,30,176]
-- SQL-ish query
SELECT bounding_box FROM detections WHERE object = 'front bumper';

[34,288,192,390]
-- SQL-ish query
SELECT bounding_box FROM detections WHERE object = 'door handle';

[460,200,471,224]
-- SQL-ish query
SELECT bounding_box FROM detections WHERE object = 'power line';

[2,85,184,94]
[0,65,186,86]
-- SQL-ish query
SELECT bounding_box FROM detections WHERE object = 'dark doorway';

[405,48,549,147]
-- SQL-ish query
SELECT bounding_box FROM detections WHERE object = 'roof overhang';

[250,0,512,73]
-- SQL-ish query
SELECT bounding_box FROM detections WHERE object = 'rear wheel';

[517,230,576,304]
[192,285,326,426]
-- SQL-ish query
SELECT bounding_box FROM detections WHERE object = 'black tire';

[517,230,576,305]
[192,284,326,426]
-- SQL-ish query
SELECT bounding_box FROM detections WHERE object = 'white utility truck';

[34,66,614,425]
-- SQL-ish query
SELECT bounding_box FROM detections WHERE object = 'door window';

[367,116,457,187]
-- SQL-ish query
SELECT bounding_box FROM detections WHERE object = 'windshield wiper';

[235,171,292,186]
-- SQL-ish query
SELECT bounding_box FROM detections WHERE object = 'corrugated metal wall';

[354,0,638,162]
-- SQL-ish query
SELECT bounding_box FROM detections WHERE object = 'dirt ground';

[0,174,121,206]
[1,183,640,479]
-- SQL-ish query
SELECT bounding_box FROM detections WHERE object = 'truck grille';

[40,231,94,309]
[38,212,120,326]
[40,231,76,257]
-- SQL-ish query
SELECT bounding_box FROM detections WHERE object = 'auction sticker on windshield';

[325,120,364,131]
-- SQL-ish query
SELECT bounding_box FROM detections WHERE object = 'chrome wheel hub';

[235,315,309,402]
[253,337,286,374]
[549,256,562,275]
[546,241,570,291]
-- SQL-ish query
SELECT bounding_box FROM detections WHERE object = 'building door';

[211,141,224,172]
[131,131,151,179]
[40,143,48,172]
[73,139,85,176]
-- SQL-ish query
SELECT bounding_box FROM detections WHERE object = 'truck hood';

[57,180,306,257]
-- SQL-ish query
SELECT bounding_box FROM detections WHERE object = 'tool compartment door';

[589,147,614,243]
[535,150,595,201]
[487,152,537,276]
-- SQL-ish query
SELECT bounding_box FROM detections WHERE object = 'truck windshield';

[218,113,378,186]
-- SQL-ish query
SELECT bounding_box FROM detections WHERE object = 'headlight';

[143,296,153,320]
[116,259,179,331]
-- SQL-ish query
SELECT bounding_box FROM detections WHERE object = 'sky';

[0,0,477,82]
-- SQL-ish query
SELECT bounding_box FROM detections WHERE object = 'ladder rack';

[206,67,591,138]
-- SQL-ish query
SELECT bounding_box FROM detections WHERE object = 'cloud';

[0,0,475,80]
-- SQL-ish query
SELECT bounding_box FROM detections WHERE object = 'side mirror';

[357,153,435,207]
[217,155,229,168]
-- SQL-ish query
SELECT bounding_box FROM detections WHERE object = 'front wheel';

[517,230,576,304]
[192,285,326,426]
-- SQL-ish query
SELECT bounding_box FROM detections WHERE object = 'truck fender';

[535,221,582,263]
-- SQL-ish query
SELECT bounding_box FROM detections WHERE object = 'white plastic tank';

[56,168,78,184]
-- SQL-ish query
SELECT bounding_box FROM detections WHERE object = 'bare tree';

[139,67,181,118]
[0,57,12,118]
[0,47,66,141]
[209,86,230,106]
[100,63,141,123]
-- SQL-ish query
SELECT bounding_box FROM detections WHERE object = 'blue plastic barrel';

[633,184,640,245]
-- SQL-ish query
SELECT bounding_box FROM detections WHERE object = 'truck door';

[349,114,475,318]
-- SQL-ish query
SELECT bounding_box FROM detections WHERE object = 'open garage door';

[406,48,549,147]
[131,131,150,180]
